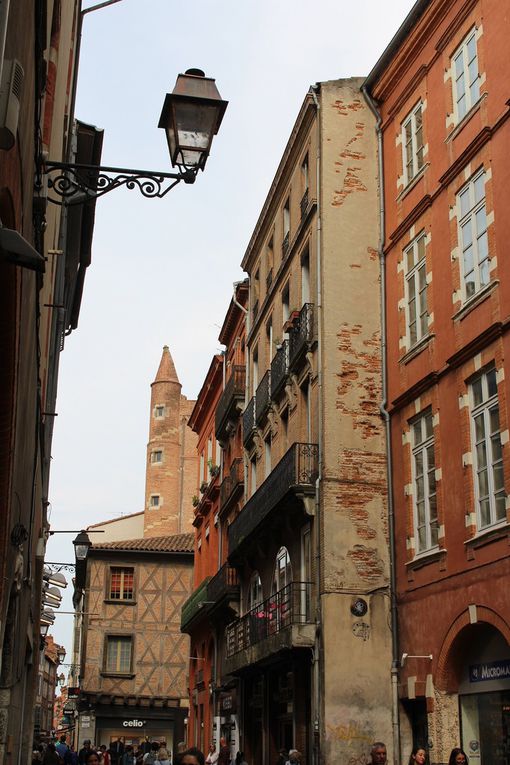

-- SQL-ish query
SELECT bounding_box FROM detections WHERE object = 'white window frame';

[452,28,480,124]
[149,494,160,508]
[151,450,163,464]
[105,636,132,674]
[470,368,506,530]
[402,101,424,185]
[457,169,489,302]
[411,409,438,554]
[154,405,165,418]
[404,232,428,348]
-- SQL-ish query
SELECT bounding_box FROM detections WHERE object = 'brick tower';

[143,346,198,537]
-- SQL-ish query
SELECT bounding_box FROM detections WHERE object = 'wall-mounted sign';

[350,598,368,617]
[469,659,510,683]
[122,720,146,728]
[67,687,80,700]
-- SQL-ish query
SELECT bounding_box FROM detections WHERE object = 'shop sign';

[122,720,146,727]
[68,687,80,700]
[220,691,237,714]
[469,659,510,682]
[63,702,76,714]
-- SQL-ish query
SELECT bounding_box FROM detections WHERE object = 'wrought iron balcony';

[181,576,211,633]
[226,581,313,658]
[220,458,244,514]
[207,563,240,605]
[300,188,309,220]
[282,231,290,257]
[271,340,289,399]
[288,303,314,372]
[228,442,319,557]
[242,396,256,447]
[215,365,246,443]
[255,370,271,425]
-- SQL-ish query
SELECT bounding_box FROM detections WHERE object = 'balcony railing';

[220,457,244,513]
[300,188,309,220]
[288,303,314,372]
[242,396,256,447]
[266,267,273,291]
[228,442,319,555]
[181,577,211,632]
[207,562,240,604]
[271,340,289,399]
[215,365,246,443]
[226,581,312,657]
[255,369,271,425]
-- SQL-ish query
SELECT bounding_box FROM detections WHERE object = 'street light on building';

[73,531,92,561]
[43,69,228,203]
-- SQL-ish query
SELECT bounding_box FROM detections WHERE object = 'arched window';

[272,547,292,593]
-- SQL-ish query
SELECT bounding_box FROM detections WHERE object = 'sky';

[46,0,416,660]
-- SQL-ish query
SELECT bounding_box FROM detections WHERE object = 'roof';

[153,345,180,385]
[87,511,143,529]
[363,0,431,91]
[91,533,194,553]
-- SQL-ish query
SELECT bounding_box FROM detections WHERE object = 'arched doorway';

[437,617,510,764]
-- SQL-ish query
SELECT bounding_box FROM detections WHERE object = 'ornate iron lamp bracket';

[44,161,197,205]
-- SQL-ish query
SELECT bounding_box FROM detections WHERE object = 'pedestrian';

[144,742,161,765]
[43,744,61,765]
[79,742,93,765]
[56,736,69,760]
[407,747,427,765]
[235,753,248,765]
[154,747,171,765]
[84,753,100,765]
[275,749,287,765]
[448,749,468,765]
[134,746,144,765]
[370,742,387,764]
[122,747,136,765]
[99,746,111,765]
[65,746,80,765]
[285,751,300,765]
[180,750,205,765]
[110,739,125,765]
[217,738,229,765]
[205,744,218,765]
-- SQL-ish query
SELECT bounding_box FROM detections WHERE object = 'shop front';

[85,704,187,754]
[457,625,510,764]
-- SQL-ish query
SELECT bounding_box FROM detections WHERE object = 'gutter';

[361,83,401,765]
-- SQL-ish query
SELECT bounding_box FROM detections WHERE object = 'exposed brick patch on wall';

[332,167,368,207]
[347,544,385,585]
[332,98,364,115]
[336,326,383,440]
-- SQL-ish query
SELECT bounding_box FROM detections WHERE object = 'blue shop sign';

[469,659,510,683]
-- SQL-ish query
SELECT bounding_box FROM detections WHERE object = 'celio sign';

[122,720,146,727]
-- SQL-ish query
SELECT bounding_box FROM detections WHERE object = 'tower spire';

[154,345,179,385]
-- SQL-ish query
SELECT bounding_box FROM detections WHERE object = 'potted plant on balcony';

[200,480,209,494]
[192,495,200,508]
[208,459,220,478]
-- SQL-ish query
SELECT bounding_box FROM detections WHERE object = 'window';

[470,368,505,529]
[264,435,271,479]
[283,198,290,253]
[458,170,489,301]
[405,233,428,347]
[151,450,162,464]
[248,572,263,610]
[411,410,438,553]
[282,284,290,336]
[452,29,480,123]
[402,102,424,185]
[149,494,160,508]
[105,636,132,673]
[301,249,310,304]
[154,405,165,418]
[250,456,257,497]
[109,567,134,600]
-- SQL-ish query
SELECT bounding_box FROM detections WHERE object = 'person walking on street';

[79,741,93,765]
[217,739,229,765]
[408,747,427,765]
[448,749,468,765]
[122,747,136,765]
[205,744,218,765]
[370,742,387,764]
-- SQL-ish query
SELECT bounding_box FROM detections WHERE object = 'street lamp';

[44,68,227,203]
[57,672,66,688]
[72,531,91,562]
[43,567,68,588]
[57,646,67,664]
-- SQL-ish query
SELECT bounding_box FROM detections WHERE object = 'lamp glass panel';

[74,544,89,561]
[172,102,219,165]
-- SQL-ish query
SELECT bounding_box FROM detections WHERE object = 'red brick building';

[181,281,247,759]
[364,0,510,761]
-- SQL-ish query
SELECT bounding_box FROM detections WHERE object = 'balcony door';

[272,547,292,632]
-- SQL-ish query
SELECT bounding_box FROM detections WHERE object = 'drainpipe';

[361,83,401,764]
[310,84,322,765]
[233,279,250,513]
